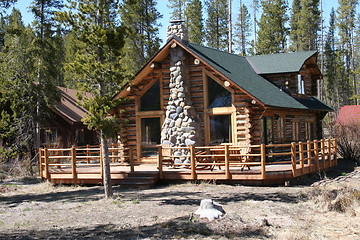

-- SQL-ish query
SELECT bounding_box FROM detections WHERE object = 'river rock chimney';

[166,20,188,42]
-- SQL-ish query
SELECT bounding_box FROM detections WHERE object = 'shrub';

[330,123,360,165]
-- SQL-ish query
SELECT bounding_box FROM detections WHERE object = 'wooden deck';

[39,139,337,185]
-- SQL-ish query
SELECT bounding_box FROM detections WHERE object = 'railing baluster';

[299,141,304,175]
[158,145,163,179]
[291,142,297,177]
[224,144,231,180]
[261,144,266,180]
[71,146,77,181]
[190,145,197,180]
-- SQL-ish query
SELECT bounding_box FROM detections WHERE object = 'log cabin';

[112,21,333,163]
[40,86,99,148]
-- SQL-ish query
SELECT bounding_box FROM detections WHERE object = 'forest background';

[0,0,359,184]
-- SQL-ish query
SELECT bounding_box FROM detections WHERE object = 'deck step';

[120,172,159,189]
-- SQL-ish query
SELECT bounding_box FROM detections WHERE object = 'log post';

[314,140,320,171]
[307,140,311,168]
[260,144,266,180]
[334,138,338,166]
[190,145,197,180]
[291,142,297,177]
[100,145,104,179]
[39,148,43,178]
[158,145,163,179]
[299,141,304,175]
[71,146,77,181]
[44,148,49,179]
[320,139,326,169]
[129,146,134,172]
[86,144,90,163]
[224,144,231,180]
[327,139,332,167]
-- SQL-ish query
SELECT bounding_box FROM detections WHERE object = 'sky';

[7,0,356,44]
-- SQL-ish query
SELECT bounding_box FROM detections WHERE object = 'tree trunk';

[101,130,113,199]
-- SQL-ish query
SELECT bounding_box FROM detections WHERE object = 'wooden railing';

[39,139,337,182]
[39,145,135,179]
[157,138,337,180]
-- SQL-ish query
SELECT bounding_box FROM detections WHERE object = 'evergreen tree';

[234,1,251,56]
[255,0,288,55]
[336,0,358,105]
[120,0,162,76]
[324,8,340,111]
[298,0,321,51]
[58,0,126,198]
[168,0,187,20]
[353,14,360,103]
[30,0,64,150]
[205,0,228,50]
[184,0,203,44]
[289,0,301,51]
[0,8,39,163]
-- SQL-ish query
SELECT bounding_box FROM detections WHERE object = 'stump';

[194,199,225,221]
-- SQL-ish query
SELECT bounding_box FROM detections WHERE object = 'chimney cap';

[169,20,185,25]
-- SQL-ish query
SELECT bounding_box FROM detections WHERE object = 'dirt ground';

[1,159,360,240]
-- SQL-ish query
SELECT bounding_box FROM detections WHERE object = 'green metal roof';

[186,42,331,111]
[246,51,317,74]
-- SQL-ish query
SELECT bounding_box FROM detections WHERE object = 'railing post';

[71,146,77,181]
[100,145,104,179]
[291,142,297,177]
[320,139,326,169]
[261,144,266,180]
[190,145,197,180]
[314,140,320,171]
[299,141,304,175]
[86,144,90,163]
[327,139,332,167]
[44,148,50,179]
[39,148,43,178]
[129,146,134,172]
[307,140,311,168]
[157,145,163,179]
[224,144,231,180]
[334,138,338,166]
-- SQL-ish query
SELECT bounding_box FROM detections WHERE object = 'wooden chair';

[160,144,174,167]
[230,141,251,171]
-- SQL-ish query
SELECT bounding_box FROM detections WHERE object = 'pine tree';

[298,0,321,51]
[30,0,64,150]
[336,0,358,105]
[205,0,228,51]
[289,0,301,51]
[120,0,162,76]
[0,8,39,163]
[234,1,251,56]
[58,0,126,199]
[353,14,360,103]
[168,0,187,20]
[255,0,288,55]
[184,0,204,44]
[324,8,340,111]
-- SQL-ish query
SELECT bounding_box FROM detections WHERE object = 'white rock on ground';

[194,199,225,221]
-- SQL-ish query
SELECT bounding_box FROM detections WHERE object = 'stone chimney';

[161,21,200,165]
[166,20,188,42]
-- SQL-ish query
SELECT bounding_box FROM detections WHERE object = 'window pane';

[141,118,160,145]
[208,77,231,108]
[210,115,231,144]
[261,117,273,144]
[140,81,160,111]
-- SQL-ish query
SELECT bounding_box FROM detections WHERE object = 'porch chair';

[231,141,251,171]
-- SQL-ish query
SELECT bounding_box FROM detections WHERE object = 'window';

[210,115,231,144]
[141,118,161,145]
[261,117,273,144]
[208,77,231,108]
[297,74,305,94]
[140,80,160,111]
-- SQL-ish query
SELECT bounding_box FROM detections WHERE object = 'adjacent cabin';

[113,22,332,163]
[40,86,99,148]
